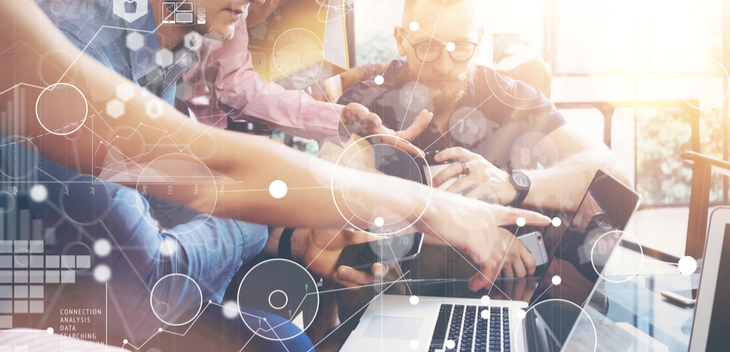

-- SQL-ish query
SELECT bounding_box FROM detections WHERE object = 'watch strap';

[507,171,529,207]
[278,228,296,261]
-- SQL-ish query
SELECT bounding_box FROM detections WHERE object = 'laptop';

[688,207,730,351]
[341,169,641,352]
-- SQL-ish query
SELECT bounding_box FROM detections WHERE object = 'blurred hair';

[401,0,475,28]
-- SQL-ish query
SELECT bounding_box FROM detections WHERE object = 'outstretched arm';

[0,0,550,290]
[433,125,629,211]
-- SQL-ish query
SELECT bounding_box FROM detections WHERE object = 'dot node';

[552,275,562,286]
[445,340,455,349]
[446,42,456,52]
[93,264,112,283]
[678,256,697,275]
[269,180,288,199]
[46,327,53,334]
[374,75,384,85]
[409,21,420,31]
[30,184,48,202]
[410,340,419,349]
[409,295,419,305]
[93,239,112,257]
[516,217,526,227]
[552,217,562,227]
[480,310,489,320]
[516,310,527,320]
[123,339,128,344]
[374,217,385,227]
[480,295,490,306]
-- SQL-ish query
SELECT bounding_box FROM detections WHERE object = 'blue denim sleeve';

[1,137,267,343]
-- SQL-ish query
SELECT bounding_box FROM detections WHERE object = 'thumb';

[398,109,433,141]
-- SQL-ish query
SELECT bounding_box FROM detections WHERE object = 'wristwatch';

[507,170,531,207]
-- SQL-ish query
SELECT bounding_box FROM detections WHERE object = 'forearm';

[524,149,630,210]
[1,0,429,230]
[265,227,310,262]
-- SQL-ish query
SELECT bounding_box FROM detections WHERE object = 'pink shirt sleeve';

[183,18,344,145]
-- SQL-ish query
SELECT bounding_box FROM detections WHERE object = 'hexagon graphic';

[155,49,174,67]
[116,83,136,102]
[113,0,149,23]
[126,32,145,51]
[146,100,164,119]
[184,32,200,50]
[106,99,125,119]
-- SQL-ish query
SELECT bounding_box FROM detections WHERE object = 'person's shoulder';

[476,64,546,99]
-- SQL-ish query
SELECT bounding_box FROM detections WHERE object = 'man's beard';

[431,64,476,113]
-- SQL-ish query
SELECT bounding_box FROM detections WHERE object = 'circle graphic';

[488,32,565,110]
[222,301,239,320]
[37,50,79,86]
[237,259,319,341]
[516,217,526,227]
[552,217,562,227]
[93,264,111,283]
[269,290,289,310]
[150,273,203,326]
[590,230,643,283]
[59,175,113,225]
[480,295,490,306]
[272,28,325,81]
[0,191,17,214]
[269,180,288,199]
[448,107,489,146]
[330,134,431,235]
[35,83,88,135]
[678,57,730,110]
[678,256,697,275]
[374,75,385,85]
[30,184,48,202]
[135,153,217,235]
[94,239,112,257]
[410,340,419,349]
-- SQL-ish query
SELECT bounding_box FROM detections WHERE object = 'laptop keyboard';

[429,304,512,352]
[546,328,560,352]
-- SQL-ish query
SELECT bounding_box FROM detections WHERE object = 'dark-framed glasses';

[400,28,478,63]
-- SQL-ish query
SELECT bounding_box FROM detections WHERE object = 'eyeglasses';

[400,28,478,63]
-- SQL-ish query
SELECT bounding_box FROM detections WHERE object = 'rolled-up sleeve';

[184,19,343,144]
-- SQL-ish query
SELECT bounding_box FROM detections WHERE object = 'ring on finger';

[460,161,470,175]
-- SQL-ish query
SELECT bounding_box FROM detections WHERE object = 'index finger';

[490,206,551,227]
[435,147,474,163]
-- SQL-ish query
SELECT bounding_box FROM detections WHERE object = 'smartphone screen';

[337,233,424,271]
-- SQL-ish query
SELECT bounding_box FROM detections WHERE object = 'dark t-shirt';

[337,59,565,170]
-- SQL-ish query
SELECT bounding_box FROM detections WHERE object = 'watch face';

[512,171,530,188]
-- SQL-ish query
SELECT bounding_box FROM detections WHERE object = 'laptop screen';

[689,208,730,351]
[525,170,640,351]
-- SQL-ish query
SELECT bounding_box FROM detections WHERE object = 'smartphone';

[661,289,697,307]
[517,231,549,266]
[336,232,424,272]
